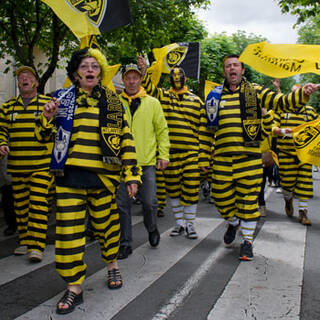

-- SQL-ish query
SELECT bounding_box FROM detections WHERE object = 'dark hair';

[66,48,90,83]
[223,54,244,68]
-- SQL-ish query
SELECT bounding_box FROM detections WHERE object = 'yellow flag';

[239,41,320,78]
[41,0,132,39]
[292,117,320,166]
[148,43,179,86]
[147,42,201,86]
[204,80,220,99]
[102,64,121,93]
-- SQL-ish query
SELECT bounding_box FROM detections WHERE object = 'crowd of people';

[0,48,319,315]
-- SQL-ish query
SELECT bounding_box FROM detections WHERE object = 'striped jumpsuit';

[142,72,211,226]
[211,83,309,242]
[0,94,54,253]
[36,86,141,285]
[273,106,318,202]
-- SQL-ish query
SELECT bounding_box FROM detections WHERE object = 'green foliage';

[0,0,209,92]
[100,0,209,65]
[0,0,77,92]
[277,0,320,25]
[295,16,320,112]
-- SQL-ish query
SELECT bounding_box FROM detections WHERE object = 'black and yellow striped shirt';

[214,83,309,157]
[36,87,142,189]
[142,72,211,167]
[0,94,53,173]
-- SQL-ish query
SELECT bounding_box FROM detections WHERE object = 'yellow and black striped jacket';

[0,94,53,173]
[273,105,318,156]
[35,87,142,190]
[213,83,309,157]
[141,72,211,167]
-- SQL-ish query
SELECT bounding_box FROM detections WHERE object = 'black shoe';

[224,223,239,246]
[149,228,160,247]
[239,240,253,261]
[118,245,132,260]
[3,226,16,236]
[157,209,165,217]
[170,225,184,237]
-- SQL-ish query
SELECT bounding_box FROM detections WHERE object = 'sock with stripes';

[298,199,308,212]
[240,220,257,243]
[169,197,184,227]
[283,189,293,201]
[228,216,240,227]
[184,204,197,227]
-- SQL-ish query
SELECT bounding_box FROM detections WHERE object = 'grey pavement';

[0,171,319,320]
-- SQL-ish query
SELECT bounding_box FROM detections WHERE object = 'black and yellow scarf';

[239,79,261,146]
[77,85,123,165]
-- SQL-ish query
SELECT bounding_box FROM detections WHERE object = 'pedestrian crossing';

[0,186,318,320]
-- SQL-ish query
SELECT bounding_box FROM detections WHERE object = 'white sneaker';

[276,187,282,193]
[14,245,28,255]
[259,205,267,217]
[29,250,43,262]
[185,224,198,239]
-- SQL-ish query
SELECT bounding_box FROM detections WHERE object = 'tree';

[277,0,320,25]
[0,0,209,93]
[295,16,320,111]
[0,0,77,93]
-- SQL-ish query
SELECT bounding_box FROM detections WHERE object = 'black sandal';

[56,289,83,315]
[107,268,123,289]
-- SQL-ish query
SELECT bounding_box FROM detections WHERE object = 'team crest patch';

[165,45,188,70]
[294,125,320,149]
[66,0,107,26]
[101,127,121,156]
[243,120,261,141]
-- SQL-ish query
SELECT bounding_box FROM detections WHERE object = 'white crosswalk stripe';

[1,182,319,320]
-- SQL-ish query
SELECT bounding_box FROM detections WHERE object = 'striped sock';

[240,220,257,243]
[169,197,184,226]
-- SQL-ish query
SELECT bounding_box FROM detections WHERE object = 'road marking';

[207,221,306,320]
[0,216,143,286]
[16,218,223,320]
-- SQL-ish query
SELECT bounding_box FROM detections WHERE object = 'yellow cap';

[16,66,36,77]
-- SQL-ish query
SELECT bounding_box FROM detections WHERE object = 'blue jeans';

[116,166,158,247]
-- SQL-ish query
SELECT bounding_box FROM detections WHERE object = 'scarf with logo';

[239,78,262,146]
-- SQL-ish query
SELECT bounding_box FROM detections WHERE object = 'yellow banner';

[204,80,220,99]
[292,117,320,166]
[239,42,320,78]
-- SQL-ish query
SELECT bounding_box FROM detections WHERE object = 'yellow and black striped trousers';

[211,155,262,221]
[278,151,313,199]
[55,185,120,285]
[11,171,54,252]
[164,151,200,206]
[156,169,166,211]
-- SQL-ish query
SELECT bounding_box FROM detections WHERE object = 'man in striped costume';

[0,66,54,262]
[138,56,212,239]
[211,55,319,261]
[273,84,319,226]
[37,48,141,314]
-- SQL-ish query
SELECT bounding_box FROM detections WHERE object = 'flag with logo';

[204,80,221,99]
[239,41,320,78]
[148,42,200,86]
[292,117,320,166]
[41,0,132,38]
